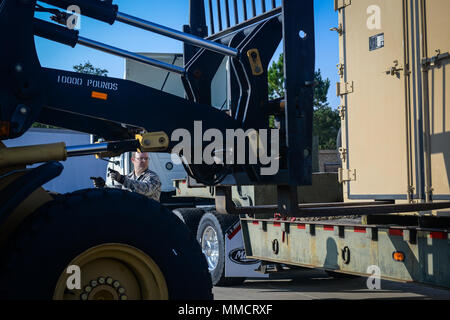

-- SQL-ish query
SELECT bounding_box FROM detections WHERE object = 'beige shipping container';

[336,0,450,206]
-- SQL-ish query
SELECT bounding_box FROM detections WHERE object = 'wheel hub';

[53,244,169,300]
[201,226,219,271]
[80,276,128,300]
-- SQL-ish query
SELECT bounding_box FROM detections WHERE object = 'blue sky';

[35,0,340,108]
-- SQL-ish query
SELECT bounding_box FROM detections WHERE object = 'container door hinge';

[407,186,415,202]
[338,147,347,162]
[336,63,345,77]
[338,105,346,120]
[334,0,351,11]
[330,24,344,36]
[338,168,356,183]
[425,186,434,202]
[337,81,354,96]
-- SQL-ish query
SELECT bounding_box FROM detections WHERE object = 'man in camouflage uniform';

[92,152,162,202]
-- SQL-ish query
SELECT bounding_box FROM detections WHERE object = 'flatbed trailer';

[241,217,450,287]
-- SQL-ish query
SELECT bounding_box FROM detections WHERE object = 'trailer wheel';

[172,207,205,235]
[196,212,245,286]
[0,189,213,300]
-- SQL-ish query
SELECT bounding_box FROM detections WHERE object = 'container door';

[424,0,450,200]
[339,0,410,200]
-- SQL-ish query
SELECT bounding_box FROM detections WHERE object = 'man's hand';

[109,169,125,184]
[90,177,105,188]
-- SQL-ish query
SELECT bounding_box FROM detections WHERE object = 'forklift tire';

[196,212,245,287]
[172,207,205,236]
[0,189,213,300]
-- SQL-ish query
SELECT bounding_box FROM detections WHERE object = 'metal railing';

[206,0,280,36]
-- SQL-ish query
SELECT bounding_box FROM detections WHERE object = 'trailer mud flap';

[224,221,268,278]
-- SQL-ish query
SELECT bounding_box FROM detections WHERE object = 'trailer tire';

[0,189,213,300]
[172,207,205,236]
[196,212,245,287]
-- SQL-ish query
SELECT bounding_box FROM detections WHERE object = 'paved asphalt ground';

[213,268,450,300]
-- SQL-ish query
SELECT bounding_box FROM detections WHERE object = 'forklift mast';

[0,0,315,215]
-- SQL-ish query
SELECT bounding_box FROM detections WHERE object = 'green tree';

[268,53,340,150]
[73,61,109,76]
[268,53,285,100]
[313,104,340,150]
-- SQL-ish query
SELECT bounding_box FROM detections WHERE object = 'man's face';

[132,153,149,173]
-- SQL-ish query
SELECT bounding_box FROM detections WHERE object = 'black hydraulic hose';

[34,18,79,47]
